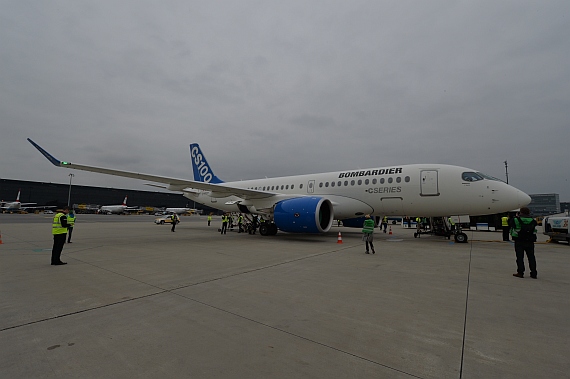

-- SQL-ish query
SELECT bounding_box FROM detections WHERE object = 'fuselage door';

[420,170,439,196]
[307,180,315,194]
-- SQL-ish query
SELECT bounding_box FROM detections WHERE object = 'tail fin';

[123,196,128,206]
[189,144,224,183]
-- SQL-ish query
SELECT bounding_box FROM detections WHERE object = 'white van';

[543,216,570,244]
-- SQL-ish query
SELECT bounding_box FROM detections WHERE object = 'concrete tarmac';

[1,214,569,378]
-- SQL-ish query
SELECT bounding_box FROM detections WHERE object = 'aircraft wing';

[21,205,57,209]
[28,139,274,200]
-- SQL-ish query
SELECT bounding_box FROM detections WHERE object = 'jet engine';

[273,197,334,233]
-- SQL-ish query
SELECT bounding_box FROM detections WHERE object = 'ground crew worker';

[171,213,180,232]
[67,209,76,243]
[51,207,69,265]
[207,214,212,226]
[415,217,422,234]
[362,214,376,254]
[221,214,228,234]
[448,216,455,231]
[501,214,511,241]
[238,214,244,233]
[249,215,258,234]
[381,216,388,233]
[511,207,538,279]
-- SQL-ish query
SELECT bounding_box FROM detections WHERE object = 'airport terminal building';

[0,178,213,213]
[528,193,560,216]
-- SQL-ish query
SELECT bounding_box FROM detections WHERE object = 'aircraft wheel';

[259,224,269,236]
[269,223,278,235]
[454,233,468,243]
[160,220,164,225]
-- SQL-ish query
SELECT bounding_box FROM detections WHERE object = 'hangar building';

[1,178,213,213]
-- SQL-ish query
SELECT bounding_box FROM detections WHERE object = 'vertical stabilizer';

[122,196,128,206]
[189,144,224,183]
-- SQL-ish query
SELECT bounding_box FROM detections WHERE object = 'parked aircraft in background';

[99,196,138,214]
[28,138,531,241]
[165,207,202,215]
[1,189,56,212]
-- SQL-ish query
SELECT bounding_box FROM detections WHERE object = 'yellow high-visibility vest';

[52,213,67,235]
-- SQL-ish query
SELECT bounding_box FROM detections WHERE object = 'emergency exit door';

[420,170,439,196]
[307,180,315,193]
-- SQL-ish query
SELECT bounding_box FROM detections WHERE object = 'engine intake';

[274,197,334,233]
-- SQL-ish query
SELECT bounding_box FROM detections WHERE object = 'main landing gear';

[413,217,468,243]
[259,222,278,236]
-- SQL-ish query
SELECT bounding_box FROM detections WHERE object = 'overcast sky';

[1,1,569,201]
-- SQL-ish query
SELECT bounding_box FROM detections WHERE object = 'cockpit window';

[478,172,501,181]
[462,172,484,182]
[462,172,503,182]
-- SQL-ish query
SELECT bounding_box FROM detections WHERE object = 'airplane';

[98,196,138,214]
[28,138,531,242]
[1,189,56,212]
[165,207,202,215]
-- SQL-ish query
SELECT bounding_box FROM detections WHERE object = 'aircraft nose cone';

[519,191,532,208]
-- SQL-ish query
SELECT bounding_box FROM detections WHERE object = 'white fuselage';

[182,164,530,218]
[99,205,127,214]
[1,201,23,211]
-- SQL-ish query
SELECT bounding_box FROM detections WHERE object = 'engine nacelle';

[273,197,334,233]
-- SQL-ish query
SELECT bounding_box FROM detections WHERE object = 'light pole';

[504,160,509,184]
[67,173,75,207]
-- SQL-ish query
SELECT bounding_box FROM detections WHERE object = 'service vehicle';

[154,214,178,225]
[543,216,570,245]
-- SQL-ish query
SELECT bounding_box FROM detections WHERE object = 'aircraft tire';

[454,233,468,243]
[269,223,278,235]
[259,224,269,236]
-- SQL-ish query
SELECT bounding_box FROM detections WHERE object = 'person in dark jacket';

[510,207,538,279]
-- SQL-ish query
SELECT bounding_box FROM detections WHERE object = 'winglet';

[27,138,68,167]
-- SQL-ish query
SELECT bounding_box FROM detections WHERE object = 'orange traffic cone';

[337,232,343,244]
[389,226,393,235]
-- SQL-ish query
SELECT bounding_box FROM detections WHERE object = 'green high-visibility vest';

[52,213,67,235]
[362,219,375,234]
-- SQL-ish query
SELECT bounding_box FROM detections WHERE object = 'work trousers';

[502,226,510,241]
[52,233,67,264]
[67,227,73,242]
[514,239,537,276]
[221,222,227,234]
